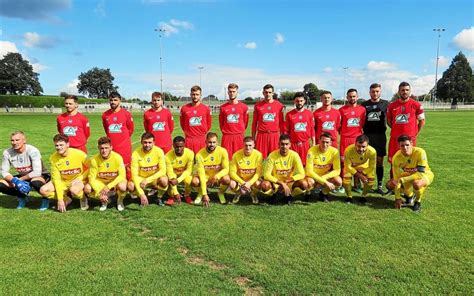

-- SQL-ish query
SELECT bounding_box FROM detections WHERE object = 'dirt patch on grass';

[234,276,265,295]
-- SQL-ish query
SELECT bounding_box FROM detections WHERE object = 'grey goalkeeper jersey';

[2,144,48,178]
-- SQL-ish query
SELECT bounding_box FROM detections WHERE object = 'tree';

[303,83,320,104]
[280,91,296,102]
[0,52,43,95]
[436,52,473,103]
[77,67,118,98]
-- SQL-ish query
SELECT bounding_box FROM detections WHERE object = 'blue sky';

[1,0,473,100]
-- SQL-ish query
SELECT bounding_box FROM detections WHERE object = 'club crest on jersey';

[267,106,271,110]
[178,160,182,164]
[231,107,235,112]
[210,156,214,161]
[325,115,330,118]
[298,115,303,120]
[372,105,377,109]
[367,112,381,121]
[66,160,69,166]
[401,106,405,112]
[152,122,165,131]
[156,115,160,120]
[227,114,239,123]
[189,116,202,126]
[19,157,24,163]
[351,111,355,115]
[193,110,197,114]
[408,159,411,163]
[347,118,360,127]
[262,113,276,122]
[322,156,326,161]
[68,119,73,123]
[283,161,287,166]
[395,114,409,124]
[147,158,151,163]
[322,121,335,130]
[63,126,78,136]
[106,163,110,168]
[246,161,250,165]
[113,117,117,121]
[294,122,307,132]
[108,123,123,133]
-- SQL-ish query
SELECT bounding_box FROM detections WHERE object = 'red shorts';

[340,136,357,158]
[256,132,279,159]
[222,134,244,159]
[388,136,417,163]
[73,145,88,154]
[125,165,131,181]
[157,144,172,154]
[291,141,310,166]
[185,135,206,155]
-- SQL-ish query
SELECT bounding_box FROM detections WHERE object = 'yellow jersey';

[392,147,432,181]
[229,148,263,185]
[306,145,340,185]
[131,146,166,182]
[195,146,229,195]
[165,147,194,183]
[88,151,125,192]
[49,148,88,200]
[264,150,305,183]
[343,144,376,175]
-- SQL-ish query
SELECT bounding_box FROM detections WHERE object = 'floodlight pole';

[433,28,445,104]
[343,67,348,100]
[154,28,166,99]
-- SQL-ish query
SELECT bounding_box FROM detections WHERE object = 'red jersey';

[180,103,212,138]
[56,112,90,152]
[313,107,341,144]
[102,108,134,165]
[387,99,424,138]
[219,101,249,135]
[252,100,284,136]
[339,104,366,139]
[285,108,315,143]
[143,107,174,151]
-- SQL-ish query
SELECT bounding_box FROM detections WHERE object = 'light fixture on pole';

[433,28,445,104]
[154,28,166,99]
[343,67,348,100]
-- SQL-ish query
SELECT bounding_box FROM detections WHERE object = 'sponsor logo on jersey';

[108,123,123,133]
[227,114,239,123]
[98,171,118,178]
[152,122,166,131]
[347,118,360,127]
[189,116,202,126]
[239,168,256,175]
[60,168,81,176]
[395,114,409,124]
[322,121,335,130]
[294,122,307,132]
[314,164,331,169]
[276,169,292,176]
[16,166,33,174]
[262,113,276,122]
[141,165,158,172]
[403,167,418,173]
[367,112,381,121]
[204,164,221,170]
[63,126,78,136]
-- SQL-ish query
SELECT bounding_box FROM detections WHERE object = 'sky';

[0,0,473,100]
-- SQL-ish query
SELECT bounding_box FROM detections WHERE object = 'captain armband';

[416,166,426,173]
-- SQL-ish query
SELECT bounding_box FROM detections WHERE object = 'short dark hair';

[173,136,185,144]
[263,84,274,91]
[370,83,381,89]
[53,133,69,143]
[65,95,78,102]
[397,134,412,143]
[151,92,162,99]
[243,136,254,143]
[320,90,332,96]
[320,132,333,141]
[347,88,358,95]
[97,136,111,146]
[191,85,202,92]
[206,132,218,140]
[398,82,410,90]
[141,132,155,141]
[293,92,306,100]
[228,83,239,90]
[356,134,369,144]
[279,133,290,142]
[108,92,122,99]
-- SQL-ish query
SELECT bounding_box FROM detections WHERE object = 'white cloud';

[244,42,257,49]
[274,33,284,44]
[23,32,59,49]
[31,63,48,72]
[367,61,397,71]
[170,19,193,30]
[323,67,333,73]
[158,19,194,36]
[434,55,450,68]
[453,27,474,51]
[61,79,80,95]
[0,40,19,57]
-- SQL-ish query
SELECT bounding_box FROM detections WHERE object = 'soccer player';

[252,84,285,158]
[313,90,340,148]
[387,82,425,165]
[192,132,230,206]
[285,92,315,166]
[342,134,376,204]
[102,92,134,180]
[229,136,263,204]
[219,83,249,159]
[56,95,90,153]
[84,137,127,211]
[305,132,342,202]
[362,83,389,194]
[386,135,434,212]
[339,88,366,160]
[39,134,88,213]
[165,136,195,206]
[1,131,50,210]
[129,132,168,207]
[261,134,307,204]
[180,85,212,154]
[143,91,174,153]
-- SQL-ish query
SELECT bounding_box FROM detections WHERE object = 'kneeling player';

[386,135,434,212]
[261,134,307,204]
[1,131,50,210]
[305,132,342,202]
[229,136,263,204]
[84,137,127,211]
[129,132,168,207]
[192,132,230,206]
[165,136,194,206]
[40,134,88,213]
[342,134,376,204]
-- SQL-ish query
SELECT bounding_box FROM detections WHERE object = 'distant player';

[313,90,340,148]
[165,136,195,206]
[56,95,90,153]
[192,132,230,206]
[305,132,342,202]
[40,134,88,213]
[180,85,212,154]
[129,132,168,207]
[387,135,434,212]
[229,136,263,204]
[143,91,174,153]
[1,131,50,210]
[252,84,285,158]
[285,92,315,166]
[261,134,307,204]
[361,83,389,194]
[342,134,376,204]
[102,92,134,180]
[219,83,249,159]
[84,137,127,212]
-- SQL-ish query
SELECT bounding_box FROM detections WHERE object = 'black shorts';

[15,173,51,184]
[366,133,387,157]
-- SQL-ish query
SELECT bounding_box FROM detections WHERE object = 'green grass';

[0,111,473,294]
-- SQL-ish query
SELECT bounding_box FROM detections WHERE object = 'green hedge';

[0,95,107,107]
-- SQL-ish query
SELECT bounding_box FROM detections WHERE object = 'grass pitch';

[0,111,472,294]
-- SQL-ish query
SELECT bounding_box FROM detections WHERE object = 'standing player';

[285,92,315,165]
[387,82,425,166]
[143,91,174,153]
[40,134,88,213]
[1,131,50,210]
[102,92,134,180]
[261,134,307,204]
[84,137,127,212]
[192,132,230,206]
[229,137,263,204]
[219,83,249,159]
[252,84,285,158]
[180,85,212,154]
[313,90,340,148]
[305,132,342,202]
[387,135,434,212]
[362,83,389,194]
[56,95,90,153]
[129,132,168,207]
[342,135,376,204]
[339,89,366,160]
[165,136,195,206]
